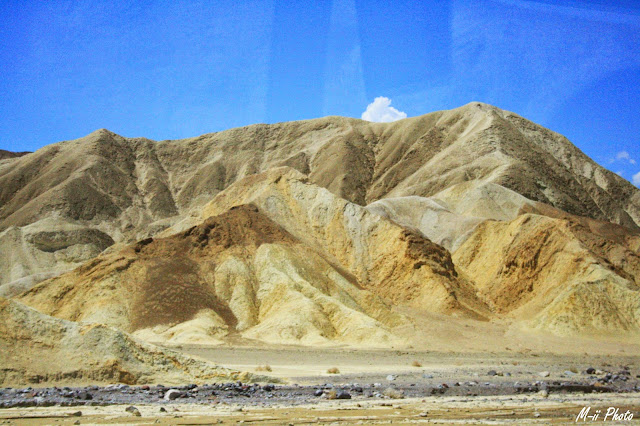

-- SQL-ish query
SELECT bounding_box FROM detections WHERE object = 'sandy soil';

[180,345,640,385]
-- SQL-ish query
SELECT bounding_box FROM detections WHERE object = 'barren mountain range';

[1,102,639,386]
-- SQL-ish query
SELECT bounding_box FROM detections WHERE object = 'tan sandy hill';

[0,297,254,387]
[17,203,408,348]
[201,168,640,339]
[453,211,640,336]
[366,196,486,252]
[1,102,639,289]
[199,167,489,319]
[2,103,637,231]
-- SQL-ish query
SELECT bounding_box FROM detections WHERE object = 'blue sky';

[1,0,639,185]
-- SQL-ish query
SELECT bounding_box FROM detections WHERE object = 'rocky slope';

[0,297,253,387]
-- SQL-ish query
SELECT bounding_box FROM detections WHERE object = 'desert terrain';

[1,348,639,424]
[1,102,639,423]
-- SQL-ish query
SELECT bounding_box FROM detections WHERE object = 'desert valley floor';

[1,347,639,424]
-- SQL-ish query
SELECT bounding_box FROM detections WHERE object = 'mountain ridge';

[1,102,639,348]
[1,102,637,238]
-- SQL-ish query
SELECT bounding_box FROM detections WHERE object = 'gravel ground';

[1,372,638,409]
[2,350,639,423]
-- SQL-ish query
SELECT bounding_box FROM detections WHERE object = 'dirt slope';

[453,213,640,336]
[0,297,254,387]
[0,218,114,290]
[366,196,486,252]
[3,102,640,345]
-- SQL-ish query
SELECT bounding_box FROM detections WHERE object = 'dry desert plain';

[1,347,639,424]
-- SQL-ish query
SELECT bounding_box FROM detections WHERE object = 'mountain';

[2,102,640,350]
[2,103,638,233]
[1,102,639,289]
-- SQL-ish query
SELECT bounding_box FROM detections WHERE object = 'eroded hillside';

[2,102,640,351]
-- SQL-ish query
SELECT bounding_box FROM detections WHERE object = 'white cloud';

[361,97,407,122]
[616,151,631,161]
[615,151,636,165]
[633,171,640,187]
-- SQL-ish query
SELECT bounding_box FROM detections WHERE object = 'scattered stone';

[75,391,92,400]
[419,412,428,417]
[160,407,167,412]
[164,389,183,400]
[324,390,337,400]
[383,388,404,399]
[126,406,141,416]
[336,391,351,400]
[386,375,397,381]
[539,371,550,378]
[487,370,497,376]
[69,411,82,417]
